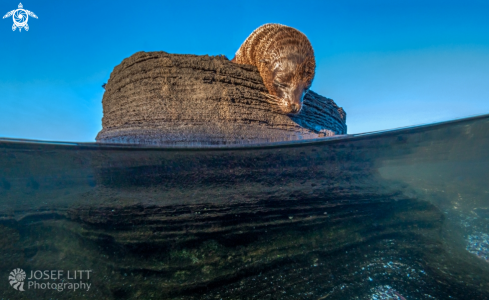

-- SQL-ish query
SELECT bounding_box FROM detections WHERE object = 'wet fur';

[233,24,316,115]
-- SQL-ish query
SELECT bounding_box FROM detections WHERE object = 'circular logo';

[13,9,28,27]
[9,268,26,292]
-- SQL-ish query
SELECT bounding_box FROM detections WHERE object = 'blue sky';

[1,0,488,141]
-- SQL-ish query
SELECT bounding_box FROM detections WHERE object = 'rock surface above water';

[96,51,347,146]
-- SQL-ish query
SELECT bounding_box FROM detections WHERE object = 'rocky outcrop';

[96,51,346,146]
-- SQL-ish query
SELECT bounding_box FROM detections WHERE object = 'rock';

[95,51,346,146]
[2,115,489,298]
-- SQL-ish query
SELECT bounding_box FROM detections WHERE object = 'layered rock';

[96,51,346,146]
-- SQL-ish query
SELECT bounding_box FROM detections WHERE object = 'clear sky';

[1,0,488,142]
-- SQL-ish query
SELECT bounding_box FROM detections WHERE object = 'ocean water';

[0,114,488,299]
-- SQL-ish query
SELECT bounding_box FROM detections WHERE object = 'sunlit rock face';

[95,51,346,146]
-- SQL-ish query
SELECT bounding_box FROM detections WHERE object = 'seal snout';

[284,85,307,115]
[287,95,303,115]
[290,103,300,114]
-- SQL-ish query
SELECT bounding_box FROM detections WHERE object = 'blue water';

[0,114,488,299]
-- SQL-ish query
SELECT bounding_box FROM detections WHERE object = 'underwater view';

[1,114,488,299]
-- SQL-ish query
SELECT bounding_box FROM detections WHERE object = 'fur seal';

[232,24,316,115]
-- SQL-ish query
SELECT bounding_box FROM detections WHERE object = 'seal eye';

[273,80,288,88]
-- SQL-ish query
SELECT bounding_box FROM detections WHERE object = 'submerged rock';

[2,114,489,299]
[96,51,346,146]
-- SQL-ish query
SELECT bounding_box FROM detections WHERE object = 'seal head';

[233,24,316,115]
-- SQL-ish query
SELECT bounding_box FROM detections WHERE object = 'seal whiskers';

[259,92,287,113]
[260,92,280,102]
[260,92,287,107]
